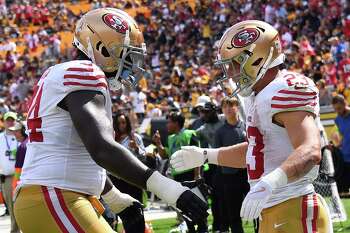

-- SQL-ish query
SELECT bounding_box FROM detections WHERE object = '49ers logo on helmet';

[102,13,129,34]
[229,28,260,49]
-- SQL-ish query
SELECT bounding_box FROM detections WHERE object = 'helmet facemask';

[97,30,147,91]
[111,40,147,90]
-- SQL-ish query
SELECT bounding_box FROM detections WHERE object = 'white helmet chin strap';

[86,37,96,64]
[255,46,274,84]
[111,30,130,91]
[267,53,285,69]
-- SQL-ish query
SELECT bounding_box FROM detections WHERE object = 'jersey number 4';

[246,126,264,180]
[27,69,50,142]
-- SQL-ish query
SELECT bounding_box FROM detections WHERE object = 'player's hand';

[118,201,145,233]
[101,187,139,214]
[176,190,209,223]
[240,180,273,221]
[170,146,207,172]
[146,171,208,223]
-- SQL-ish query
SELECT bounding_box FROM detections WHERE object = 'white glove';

[240,179,272,221]
[170,146,219,172]
[240,168,288,221]
[101,186,138,214]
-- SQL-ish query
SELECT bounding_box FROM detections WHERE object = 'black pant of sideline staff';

[103,175,145,232]
[221,169,250,233]
[174,171,208,233]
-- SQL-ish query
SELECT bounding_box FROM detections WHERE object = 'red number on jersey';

[27,84,44,142]
[285,74,309,88]
[247,126,265,179]
[27,69,50,142]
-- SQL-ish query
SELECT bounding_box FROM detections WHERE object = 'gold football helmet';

[73,8,146,90]
[215,20,285,97]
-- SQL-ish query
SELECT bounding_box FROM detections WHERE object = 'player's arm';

[274,111,321,183]
[217,142,247,168]
[61,90,150,188]
[170,142,247,172]
[60,90,208,221]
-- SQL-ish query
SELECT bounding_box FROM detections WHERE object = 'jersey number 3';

[27,69,50,142]
[246,126,264,180]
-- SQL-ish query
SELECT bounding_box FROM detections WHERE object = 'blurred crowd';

[0,0,348,127]
[0,0,349,232]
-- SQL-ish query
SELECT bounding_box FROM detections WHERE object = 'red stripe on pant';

[312,194,319,232]
[302,195,308,233]
[54,188,85,233]
[302,194,318,233]
[41,186,69,233]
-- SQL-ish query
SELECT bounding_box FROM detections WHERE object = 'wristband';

[146,171,188,205]
[262,167,288,189]
[203,148,219,165]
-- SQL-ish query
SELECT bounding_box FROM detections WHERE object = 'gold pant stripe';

[14,185,114,233]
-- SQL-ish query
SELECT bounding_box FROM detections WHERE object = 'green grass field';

[149,199,350,233]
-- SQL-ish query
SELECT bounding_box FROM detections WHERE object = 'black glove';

[118,201,145,233]
[181,178,212,200]
[176,189,209,224]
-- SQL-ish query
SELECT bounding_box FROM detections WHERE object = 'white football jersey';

[19,60,112,196]
[244,69,320,208]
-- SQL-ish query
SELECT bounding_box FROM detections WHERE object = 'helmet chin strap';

[267,53,285,69]
[112,30,130,91]
[86,37,96,64]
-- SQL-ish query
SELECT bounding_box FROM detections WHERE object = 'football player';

[14,8,207,233]
[171,20,332,233]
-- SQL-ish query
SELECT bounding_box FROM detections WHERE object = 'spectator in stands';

[317,79,332,106]
[0,111,19,233]
[338,52,350,85]
[329,36,347,64]
[214,97,249,233]
[332,95,350,195]
[129,86,147,125]
[321,56,338,86]
[0,98,9,115]
[152,111,207,233]
[0,0,348,123]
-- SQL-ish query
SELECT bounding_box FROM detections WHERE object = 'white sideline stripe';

[306,194,314,233]
[47,187,78,233]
